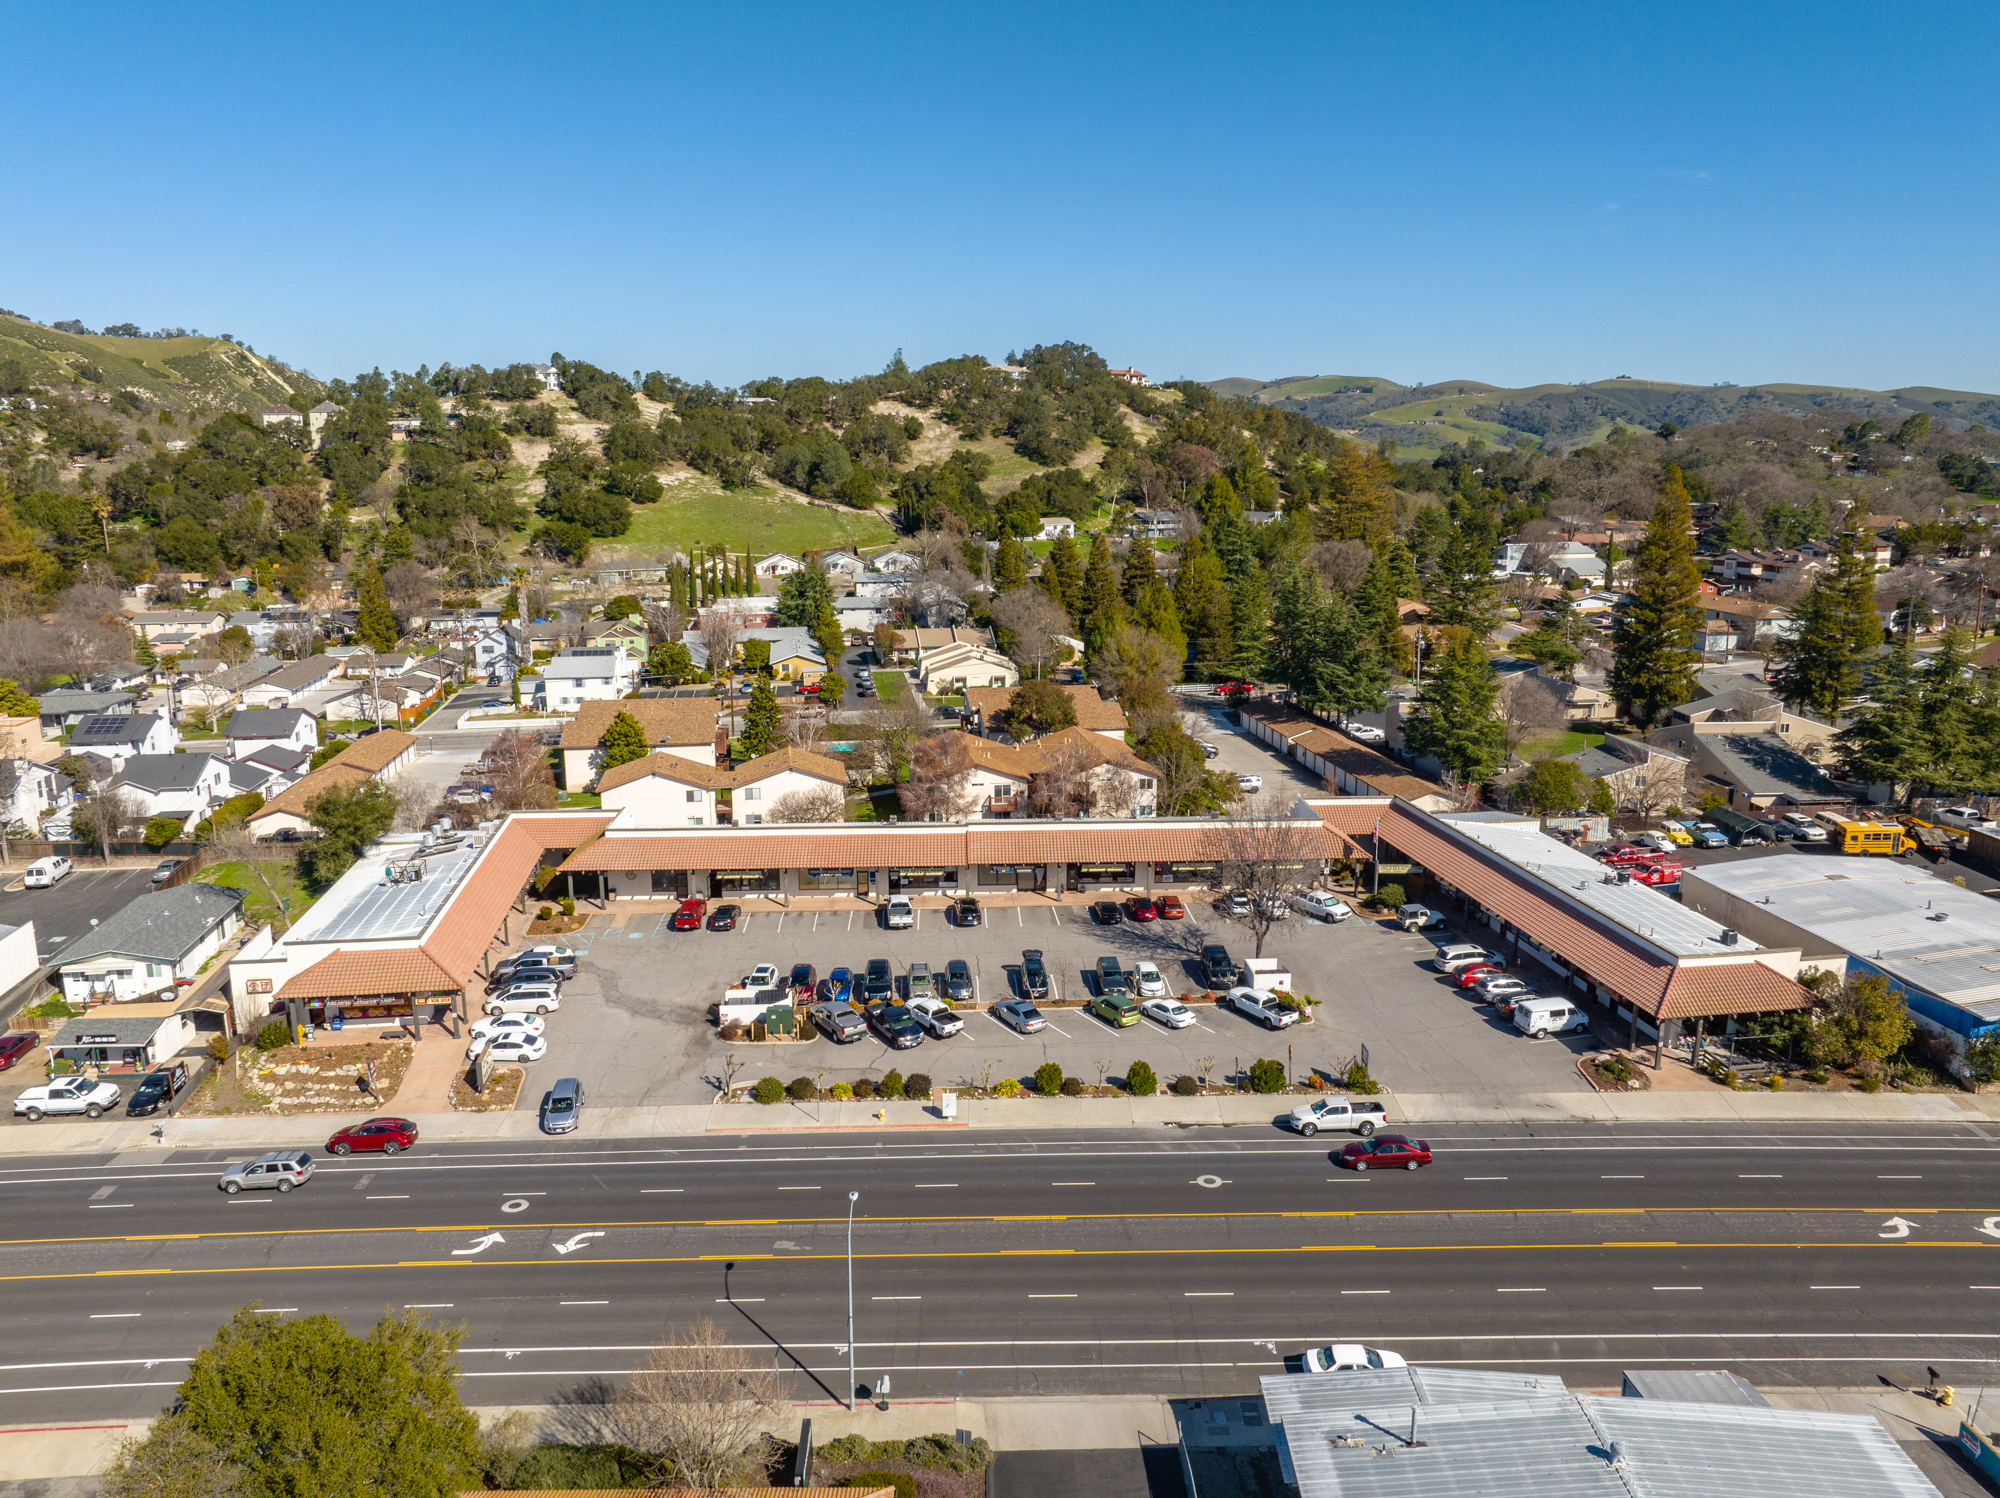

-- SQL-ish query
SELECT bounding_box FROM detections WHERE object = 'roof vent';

[1933,910,1951,922]
[1606,1441,1627,1468]
[1719,928,1739,945]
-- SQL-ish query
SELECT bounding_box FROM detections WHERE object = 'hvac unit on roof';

[1719,929,1739,945]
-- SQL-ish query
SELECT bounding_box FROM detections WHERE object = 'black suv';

[126,1062,189,1117]
[863,958,894,1004]
[1201,944,1238,989]
[1021,949,1050,998]
[954,897,982,927]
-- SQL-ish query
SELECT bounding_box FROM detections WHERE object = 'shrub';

[255,1019,290,1051]
[847,1477,916,1498]
[206,1034,231,1062]
[1126,1060,1158,1096]
[1805,1066,1830,1084]
[1172,1073,1199,1096]
[1344,1058,1381,1095]
[831,1080,854,1100]
[1765,1073,1784,1090]
[787,1075,815,1101]
[1377,882,1407,909]
[1248,1058,1286,1094]
[853,1076,875,1099]
[995,1076,1022,1097]
[879,1068,904,1100]
[559,896,575,917]
[1060,1075,1085,1096]
[1858,1074,1883,1092]
[538,904,554,921]
[143,815,182,849]
[1599,1053,1634,1083]
[1033,1061,1065,1096]
[902,1072,931,1099]
[751,1076,784,1105]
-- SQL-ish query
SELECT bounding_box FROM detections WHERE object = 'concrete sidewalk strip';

[5,1085,1999,1155]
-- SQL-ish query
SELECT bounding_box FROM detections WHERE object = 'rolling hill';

[1205,373,2000,456]
[0,313,317,413]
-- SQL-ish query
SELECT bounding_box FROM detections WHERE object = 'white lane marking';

[353,1173,374,1190]
[1811,1285,1860,1290]
[716,1297,765,1303]
[89,1185,115,1200]
[405,1303,455,1308]
[1028,1293,1076,1298]
[778,1185,821,1191]
[812,914,820,931]
[252,1308,296,1313]
[366,1195,409,1200]
[87,1204,133,1210]
[872,1295,921,1301]
[1016,907,1023,926]
[1496,1288,1546,1294]
[1973,1286,2000,1290]
[1052,1181,1095,1187]
[561,1301,609,1306]
[1463,1176,1507,1181]
[1739,1174,1782,1178]
[1051,909,1061,926]
[451,1233,506,1255]
[506,1191,548,1196]
[1877,1175,1922,1179]
[1602,1175,1645,1179]
[553,1231,604,1255]
[1341,1290,1391,1296]
[1184,1291,1233,1297]
[1044,1024,1071,1038]
[913,1183,957,1189]
[1654,1286,1703,1291]
[776,914,785,933]
[88,1313,140,1319]
[228,1197,271,1204]
[640,1189,683,1194]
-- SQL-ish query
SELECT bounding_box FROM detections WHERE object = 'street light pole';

[846,1190,859,1410]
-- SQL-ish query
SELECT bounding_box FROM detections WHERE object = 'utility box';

[939,1091,957,1119]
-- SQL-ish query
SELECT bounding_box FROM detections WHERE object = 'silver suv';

[219,1151,315,1194]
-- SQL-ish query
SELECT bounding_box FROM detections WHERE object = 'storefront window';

[1068,862,1135,887]
[977,863,1044,889]
[713,868,780,893]
[890,867,958,891]
[1153,861,1215,884]
[800,868,857,892]
[651,870,689,896]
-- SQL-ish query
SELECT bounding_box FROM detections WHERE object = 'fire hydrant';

[1938,1385,1956,1407]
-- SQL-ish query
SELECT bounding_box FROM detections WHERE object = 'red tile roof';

[421,814,616,984]
[277,947,458,999]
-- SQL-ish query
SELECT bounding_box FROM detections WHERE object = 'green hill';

[1207,372,2000,456]
[0,313,317,413]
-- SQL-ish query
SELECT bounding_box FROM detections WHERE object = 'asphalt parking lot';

[515,893,1597,1108]
[0,868,162,975]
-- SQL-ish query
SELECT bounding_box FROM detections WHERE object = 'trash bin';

[328,1013,344,1032]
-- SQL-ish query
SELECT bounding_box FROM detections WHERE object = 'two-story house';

[223,708,318,762]
[109,752,235,825]
[66,712,177,768]
[531,647,637,711]
[595,747,848,825]
[558,699,720,790]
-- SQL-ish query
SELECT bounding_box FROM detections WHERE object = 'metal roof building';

[1679,855,2000,1040]
[1261,1377,1940,1498]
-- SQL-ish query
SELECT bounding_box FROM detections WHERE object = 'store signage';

[78,1033,120,1044]
[1079,864,1132,874]
[895,868,947,877]
[245,978,274,994]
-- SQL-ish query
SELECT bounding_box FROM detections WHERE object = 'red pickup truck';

[1598,843,1666,867]
[1628,861,1686,886]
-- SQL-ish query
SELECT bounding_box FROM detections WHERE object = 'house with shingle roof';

[66,712,176,766]
[597,747,847,824]
[57,883,246,1003]
[243,728,418,839]
[964,683,1127,743]
[558,699,720,790]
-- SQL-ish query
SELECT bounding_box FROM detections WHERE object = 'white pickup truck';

[1288,889,1352,923]
[1242,957,1293,993]
[14,1078,122,1121]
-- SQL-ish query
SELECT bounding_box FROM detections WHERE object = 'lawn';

[198,860,317,931]
[871,670,906,701]
[596,474,897,559]
[1519,728,1605,759]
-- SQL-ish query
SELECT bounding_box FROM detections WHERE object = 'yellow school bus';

[1817,814,1914,856]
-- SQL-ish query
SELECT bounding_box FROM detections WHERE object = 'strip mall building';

[225,797,1809,1042]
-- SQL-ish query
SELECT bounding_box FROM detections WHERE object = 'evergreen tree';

[775,563,835,627]
[1832,523,1885,655]
[1711,498,1754,550]
[1403,633,1506,782]
[1079,537,1124,651]
[1514,591,1585,680]
[1608,464,1704,725]
[1227,570,1269,681]
[596,709,650,772]
[1271,565,1388,720]
[1119,536,1159,606]
[1209,506,1257,581]
[1047,534,1084,605]
[353,559,398,653]
[994,533,1030,592]
[739,676,781,758]
[1424,525,1498,635]
[1352,547,1402,654]
[1036,549,1069,618]
[1769,572,1858,718]
[1384,532,1423,600]
[1321,442,1397,542]
[1914,629,1995,793]
[1135,579,1187,663]
[1200,472,1240,525]
[1172,535,1235,679]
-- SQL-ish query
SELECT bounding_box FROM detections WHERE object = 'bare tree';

[44,602,130,686]
[1310,540,1372,596]
[769,785,847,823]
[1202,812,1332,957]
[989,587,1069,678]
[383,560,435,631]
[394,784,444,832]
[641,598,685,648]
[697,611,742,682]
[783,703,828,754]
[487,728,558,810]
[1498,672,1570,759]
[899,730,976,821]
[614,1318,783,1489]
[900,565,973,627]
[861,692,929,778]
[72,786,142,863]
[1024,734,1098,818]
[209,824,296,933]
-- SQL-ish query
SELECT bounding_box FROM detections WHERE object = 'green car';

[1091,991,1140,1027]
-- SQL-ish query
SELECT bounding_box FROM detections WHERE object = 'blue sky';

[5,3,1996,392]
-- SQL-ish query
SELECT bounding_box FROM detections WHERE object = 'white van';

[23,857,71,889]
[483,983,562,1017]
[1288,889,1352,923]
[1512,995,1590,1039]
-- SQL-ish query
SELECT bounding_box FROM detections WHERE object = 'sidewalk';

[7,1084,1998,1156]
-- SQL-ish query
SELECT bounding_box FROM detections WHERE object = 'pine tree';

[1352,547,1402,654]
[739,676,781,758]
[1119,536,1159,606]
[1608,464,1704,725]
[1711,498,1754,549]
[1079,537,1124,651]
[1424,525,1498,635]
[1832,523,1885,656]
[994,533,1030,592]
[1135,579,1187,663]
[1769,573,1858,718]
[1383,535,1421,602]
[1834,634,1920,791]
[1047,534,1084,605]
[1403,633,1506,782]
[1200,473,1240,525]
[1322,442,1396,542]
[354,559,397,653]
[1036,549,1069,618]
[1227,571,1269,681]
[1515,591,1585,680]
[1172,535,1235,679]
[596,709,650,773]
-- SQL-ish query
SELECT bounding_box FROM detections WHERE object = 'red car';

[1455,962,1504,988]
[670,898,707,931]
[1339,1133,1433,1172]
[325,1117,419,1156]
[1629,861,1685,886]
[1598,844,1665,867]
[1124,895,1158,922]
[1215,680,1254,698]
[1156,894,1187,920]
[0,1032,38,1070]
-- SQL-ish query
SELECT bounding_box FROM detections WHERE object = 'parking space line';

[1050,908,1061,925]
[776,914,785,932]
[1016,908,1023,926]
[1044,1023,1071,1038]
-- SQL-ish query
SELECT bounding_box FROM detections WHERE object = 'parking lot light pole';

[846,1190,859,1410]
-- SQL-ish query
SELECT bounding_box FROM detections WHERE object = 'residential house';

[870,549,920,573]
[244,728,418,839]
[813,549,868,578]
[530,648,639,712]
[259,405,302,430]
[680,628,826,685]
[558,699,720,789]
[833,595,892,631]
[56,884,247,1005]
[522,620,581,655]
[234,744,311,795]
[109,753,235,826]
[1034,517,1075,541]
[755,553,804,578]
[1493,540,1607,583]
[530,362,559,390]
[1106,367,1148,386]
[597,747,848,825]
[320,672,443,725]
[306,400,342,444]
[37,690,137,739]
[687,595,777,630]
[1557,734,1689,811]
[238,656,340,710]
[87,665,151,694]
[965,684,1127,742]
[465,625,519,677]
[1700,600,1800,652]
[227,611,283,652]
[66,712,177,767]
[222,708,317,762]
[1715,548,1829,588]
[0,760,70,831]
[886,624,999,664]
[1126,509,1182,540]
[1661,678,1837,751]
[955,728,1159,820]
[582,618,648,651]
[130,610,228,644]
[916,640,1018,694]
[1669,728,1844,812]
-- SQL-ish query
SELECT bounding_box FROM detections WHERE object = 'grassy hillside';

[1209,372,2000,457]
[0,313,315,413]
[572,472,896,560]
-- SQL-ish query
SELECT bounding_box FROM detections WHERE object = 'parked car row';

[1432,942,1592,1039]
